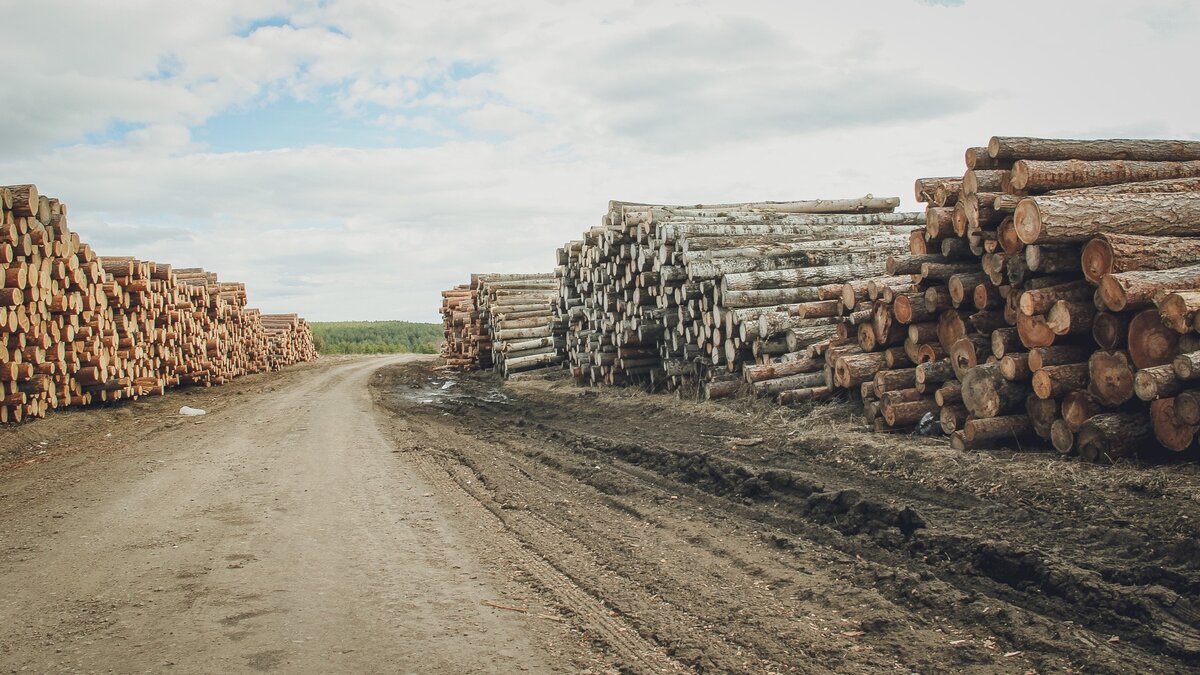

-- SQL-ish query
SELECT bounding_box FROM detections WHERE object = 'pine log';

[882,398,940,427]
[1099,264,1200,313]
[1050,419,1076,455]
[1032,363,1088,399]
[743,357,822,383]
[1011,159,1200,192]
[1046,300,1095,336]
[1016,312,1056,349]
[1174,389,1200,426]
[1134,364,1184,401]
[1150,398,1196,452]
[1128,308,1179,369]
[1088,350,1136,406]
[753,371,827,397]
[1078,412,1157,463]
[1027,395,1060,440]
[1059,390,1100,434]
[778,386,834,405]
[834,351,889,388]
[1080,233,1200,285]
[940,404,970,434]
[988,136,1200,162]
[936,380,963,406]
[873,368,917,397]
[1093,312,1130,350]
[1018,280,1091,316]
[1015,194,1200,244]
[1157,291,1200,333]
[962,362,1026,418]
[962,415,1034,446]
[991,327,1022,359]
[999,353,1031,382]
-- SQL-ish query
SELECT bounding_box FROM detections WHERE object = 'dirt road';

[0,356,602,673]
[4,355,1200,673]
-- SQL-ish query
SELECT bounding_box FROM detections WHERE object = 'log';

[936,380,963,406]
[1015,312,1056,349]
[1088,350,1136,406]
[1015,193,1200,245]
[778,386,834,405]
[1151,398,1197,452]
[1046,300,1095,336]
[1031,363,1088,399]
[743,357,822,383]
[1018,280,1091,316]
[834,352,889,388]
[988,136,1200,162]
[753,371,827,397]
[1027,395,1059,440]
[1134,364,1184,401]
[873,368,917,397]
[1174,390,1200,426]
[1080,233,1200,285]
[999,353,1031,382]
[1158,291,1200,334]
[1061,390,1101,432]
[1010,159,1200,192]
[1050,419,1075,455]
[1077,412,1157,463]
[940,404,970,434]
[1099,264,1200,313]
[990,327,1022,359]
[882,398,940,427]
[1128,308,1179,369]
[1092,312,1130,350]
[962,415,1034,446]
[962,363,1026,418]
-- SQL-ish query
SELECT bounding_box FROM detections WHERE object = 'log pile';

[439,273,564,376]
[554,198,922,396]
[0,184,316,424]
[857,138,1200,460]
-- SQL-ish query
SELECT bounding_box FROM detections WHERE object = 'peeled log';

[1128,308,1180,369]
[1088,350,1136,406]
[962,363,1027,418]
[1080,233,1200,285]
[988,136,1200,162]
[1032,363,1088,399]
[1078,413,1157,463]
[1134,364,1184,401]
[1014,194,1200,245]
[1011,159,1200,192]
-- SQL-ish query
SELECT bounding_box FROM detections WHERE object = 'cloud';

[2,0,1198,323]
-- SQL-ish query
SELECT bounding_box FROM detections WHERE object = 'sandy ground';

[3,354,1199,674]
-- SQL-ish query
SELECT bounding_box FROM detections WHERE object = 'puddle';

[395,376,511,408]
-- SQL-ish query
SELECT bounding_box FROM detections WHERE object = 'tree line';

[310,321,442,355]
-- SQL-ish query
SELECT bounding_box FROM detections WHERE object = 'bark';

[1128,308,1180,368]
[1078,412,1157,463]
[793,299,843,319]
[924,286,954,313]
[872,368,917,398]
[962,170,1008,196]
[884,346,914,369]
[970,310,1009,335]
[786,324,840,352]
[921,261,979,281]
[965,146,1011,170]
[907,321,940,345]
[1031,363,1089,399]
[1011,159,1200,191]
[915,359,955,387]
[988,136,1200,162]
[941,237,973,260]
[1014,193,1200,245]
[1088,350,1136,406]
[722,287,822,308]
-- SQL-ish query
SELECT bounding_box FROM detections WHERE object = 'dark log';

[1078,413,1157,463]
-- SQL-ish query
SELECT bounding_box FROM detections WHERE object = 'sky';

[1,0,1197,323]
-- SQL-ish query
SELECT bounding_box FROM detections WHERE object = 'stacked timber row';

[261,314,317,369]
[890,137,1200,461]
[477,273,563,376]
[0,184,316,424]
[439,284,483,369]
[554,198,923,395]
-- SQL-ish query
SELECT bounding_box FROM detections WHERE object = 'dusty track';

[4,354,1199,673]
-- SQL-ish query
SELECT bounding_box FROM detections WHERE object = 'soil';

[2,353,1198,673]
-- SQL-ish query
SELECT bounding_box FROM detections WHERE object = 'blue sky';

[0,0,1197,322]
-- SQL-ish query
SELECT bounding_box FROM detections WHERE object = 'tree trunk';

[1016,312,1056,349]
[743,357,822,383]
[962,170,1008,195]
[1078,413,1157,463]
[1015,194,1200,244]
[988,136,1200,162]
[1027,395,1060,440]
[721,261,889,292]
[1088,350,1136,406]
[950,335,991,380]
[1025,244,1081,275]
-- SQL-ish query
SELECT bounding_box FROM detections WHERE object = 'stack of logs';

[818,137,1200,461]
[0,183,316,424]
[439,273,564,376]
[554,199,923,397]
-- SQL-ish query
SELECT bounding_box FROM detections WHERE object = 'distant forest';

[310,321,442,355]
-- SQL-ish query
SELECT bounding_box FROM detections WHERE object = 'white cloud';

[1,0,1197,322]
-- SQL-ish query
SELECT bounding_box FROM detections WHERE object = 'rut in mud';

[373,360,1200,674]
